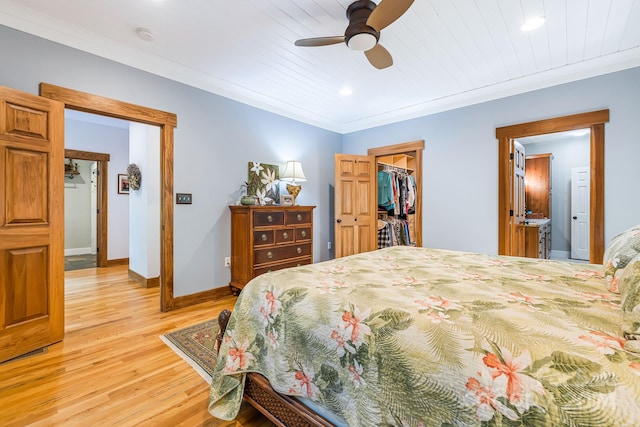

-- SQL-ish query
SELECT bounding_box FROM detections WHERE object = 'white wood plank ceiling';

[1,0,639,133]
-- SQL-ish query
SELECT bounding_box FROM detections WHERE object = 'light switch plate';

[176,193,192,204]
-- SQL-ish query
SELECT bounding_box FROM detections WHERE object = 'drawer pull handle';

[296,247,302,254]
[282,232,289,239]
[267,215,273,223]
[297,214,302,221]
[301,230,307,237]
[267,251,273,259]
[261,234,268,242]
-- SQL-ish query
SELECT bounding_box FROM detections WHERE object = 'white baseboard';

[550,250,570,260]
[65,247,92,256]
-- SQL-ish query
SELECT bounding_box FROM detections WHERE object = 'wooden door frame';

[368,140,424,247]
[496,110,608,263]
[64,149,110,268]
[40,83,178,312]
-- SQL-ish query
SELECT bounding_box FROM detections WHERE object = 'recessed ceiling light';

[136,27,154,41]
[521,16,545,32]
[339,87,353,96]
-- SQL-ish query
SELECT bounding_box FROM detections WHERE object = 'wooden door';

[510,140,526,257]
[334,154,376,258]
[571,166,590,260]
[524,154,551,218]
[0,86,64,363]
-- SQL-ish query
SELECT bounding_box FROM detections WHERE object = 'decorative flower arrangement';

[127,164,142,191]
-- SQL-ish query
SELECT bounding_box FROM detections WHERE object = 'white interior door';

[510,140,526,256]
[571,166,590,260]
[90,162,98,255]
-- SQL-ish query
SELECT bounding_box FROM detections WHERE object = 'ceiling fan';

[294,0,414,70]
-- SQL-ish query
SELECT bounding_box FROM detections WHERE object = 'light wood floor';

[0,265,275,427]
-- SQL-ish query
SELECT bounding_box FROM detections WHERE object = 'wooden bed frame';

[216,309,333,427]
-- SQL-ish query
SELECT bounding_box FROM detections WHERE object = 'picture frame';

[118,174,130,194]
[280,194,294,206]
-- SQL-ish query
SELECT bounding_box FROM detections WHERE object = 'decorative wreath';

[127,164,142,191]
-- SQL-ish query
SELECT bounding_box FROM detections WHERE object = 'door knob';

[573,216,577,220]
[354,217,358,222]
[337,219,342,223]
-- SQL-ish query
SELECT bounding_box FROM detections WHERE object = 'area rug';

[159,319,219,384]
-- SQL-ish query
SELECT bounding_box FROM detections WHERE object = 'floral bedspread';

[208,246,640,426]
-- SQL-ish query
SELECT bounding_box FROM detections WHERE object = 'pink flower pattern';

[342,307,371,343]
[482,348,544,406]
[465,369,519,421]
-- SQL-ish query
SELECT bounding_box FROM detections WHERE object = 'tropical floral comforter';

[208,246,640,426]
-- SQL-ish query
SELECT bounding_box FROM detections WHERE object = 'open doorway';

[64,158,98,270]
[40,83,178,312]
[496,110,608,264]
[65,109,129,269]
[517,129,591,262]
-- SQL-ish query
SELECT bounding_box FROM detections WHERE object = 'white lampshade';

[281,161,307,183]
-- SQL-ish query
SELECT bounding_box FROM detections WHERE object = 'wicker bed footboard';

[216,310,332,427]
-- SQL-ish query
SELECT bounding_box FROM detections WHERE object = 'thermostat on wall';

[176,193,192,204]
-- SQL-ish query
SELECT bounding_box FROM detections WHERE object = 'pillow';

[619,253,640,350]
[603,224,640,293]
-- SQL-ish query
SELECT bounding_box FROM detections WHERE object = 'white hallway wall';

[64,159,93,254]
[64,116,130,261]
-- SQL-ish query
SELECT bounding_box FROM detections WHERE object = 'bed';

[209,228,640,426]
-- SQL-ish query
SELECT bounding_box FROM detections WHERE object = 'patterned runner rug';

[159,319,219,384]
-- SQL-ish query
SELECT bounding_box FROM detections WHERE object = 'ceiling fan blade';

[365,44,393,69]
[367,0,414,31]
[295,36,345,47]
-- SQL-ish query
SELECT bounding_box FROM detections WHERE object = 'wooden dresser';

[229,205,315,295]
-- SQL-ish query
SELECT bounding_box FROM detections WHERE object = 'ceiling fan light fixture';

[346,33,377,51]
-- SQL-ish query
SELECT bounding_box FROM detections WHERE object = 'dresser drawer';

[275,228,295,244]
[253,230,274,246]
[285,210,311,225]
[296,227,312,242]
[253,257,312,277]
[254,243,312,265]
[254,211,284,227]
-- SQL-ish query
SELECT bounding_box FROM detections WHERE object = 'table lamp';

[281,161,306,205]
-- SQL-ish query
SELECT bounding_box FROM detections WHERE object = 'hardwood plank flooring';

[0,265,275,427]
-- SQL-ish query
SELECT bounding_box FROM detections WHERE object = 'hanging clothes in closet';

[378,169,416,217]
[377,167,417,248]
[378,217,411,248]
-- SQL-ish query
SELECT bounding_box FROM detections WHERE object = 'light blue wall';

[343,67,640,256]
[0,25,341,296]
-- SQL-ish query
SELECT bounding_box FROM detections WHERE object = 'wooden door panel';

[356,180,373,215]
[338,180,354,216]
[358,225,374,253]
[6,148,48,224]
[3,101,50,141]
[0,86,64,363]
[354,159,373,176]
[3,247,49,326]
[337,226,355,258]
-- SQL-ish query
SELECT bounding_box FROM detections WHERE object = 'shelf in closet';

[377,154,415,171]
